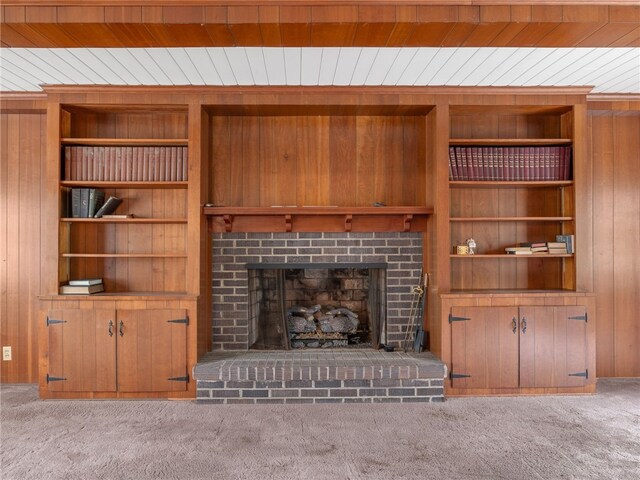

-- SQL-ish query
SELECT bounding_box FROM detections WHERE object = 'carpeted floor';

[1,379,639,480]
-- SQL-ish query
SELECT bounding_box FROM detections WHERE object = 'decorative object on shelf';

[466,238,477,255]
[456,245,469,255]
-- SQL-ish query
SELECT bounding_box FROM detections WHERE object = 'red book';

[448,147,456,180]
[182,146,188,181]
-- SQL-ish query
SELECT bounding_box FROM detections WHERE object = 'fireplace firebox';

[248,266,386,350]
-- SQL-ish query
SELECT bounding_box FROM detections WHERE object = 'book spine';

[183,146,188,181]
[176,146,183,182]
[80,188,90,218]
[170,146,177,181]
[543,146,550,181]
[71,188,81,218]
[448,147,455,180]
[64,146,71,181]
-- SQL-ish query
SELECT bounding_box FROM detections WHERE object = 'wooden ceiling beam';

[1,3,639,48]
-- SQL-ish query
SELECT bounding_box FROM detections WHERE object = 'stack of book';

[448,145,572,181]
[60,278,104,295]
[505,239,574,255]
[547,242,568,255]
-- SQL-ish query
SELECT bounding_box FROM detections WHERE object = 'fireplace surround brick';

[212,232,423,351]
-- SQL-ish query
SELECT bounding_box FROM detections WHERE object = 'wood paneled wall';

[589,110,640,377]
[0,108,46,383]
[1,91,639,383]
[209,115,427,207]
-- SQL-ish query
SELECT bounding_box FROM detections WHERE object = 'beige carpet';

[1,379,639,480]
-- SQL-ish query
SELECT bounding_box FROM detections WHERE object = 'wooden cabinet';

[40,98,207,399]
[46,308,188,394]
[450,306,519,389]
[449,304,591,392]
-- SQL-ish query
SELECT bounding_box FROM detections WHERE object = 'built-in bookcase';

[447,105,576,292]
[58,106,189,295]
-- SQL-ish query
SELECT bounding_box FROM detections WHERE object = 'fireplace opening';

[248,265,387,350]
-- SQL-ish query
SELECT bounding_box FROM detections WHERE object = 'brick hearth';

[194,350,446,404]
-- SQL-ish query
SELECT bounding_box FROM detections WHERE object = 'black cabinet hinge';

[168,375,189,382]
[46,317,66,326]
[46,374,66,383]
[450,372,472,380]
[569,369,588,379]
[449,314,470,324]
[167,317,189,325]
[568,313,588,322]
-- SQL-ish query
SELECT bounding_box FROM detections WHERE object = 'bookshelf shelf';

[450,181,573,188]
[450,217,574,222]
[61,181,188,189]
[450,254,574,259]
[61,138,188,146]
[61,217,187,224]
[449,138,572,146]
[61,253,187,258]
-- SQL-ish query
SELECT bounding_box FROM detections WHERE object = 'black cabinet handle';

[511,317,517,334]
[108,320,114,337]
[521,317,527,334]
[119,320,124,337]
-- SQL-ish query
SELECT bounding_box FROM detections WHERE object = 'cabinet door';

[116,309,188,392]
[519,306,588,388]
[450,307,520,389]
[47,309,117,392]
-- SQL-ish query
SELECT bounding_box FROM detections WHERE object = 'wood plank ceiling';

[3,2,640,48]
[1,2,639,93]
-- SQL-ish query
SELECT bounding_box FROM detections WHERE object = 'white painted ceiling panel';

[166,48,205,85]
[206,49,236,86]
[360,49,388,85]
[185,49,223,85]
[283,48,302,86]
[262,48,286,85]
[350,48,379,85]
[381,48,418,85]
[300,48,322,86]
[125,49,172,85]
[317,48,340,85]
[244,48,268,86]
[333,48,361,86]
[396,49,439,85]
[224,48,254,86]
[446,48,494,86]
[0,47,639,93]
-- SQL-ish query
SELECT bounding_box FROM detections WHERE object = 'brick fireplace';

[194,230,446,403]
[211,232,423,351]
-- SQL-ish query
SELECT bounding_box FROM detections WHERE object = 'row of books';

[68,188,122,218]
[448,146,572,181]
[505,235,575,255]
[64,146,188,182]
[60,278,104,295]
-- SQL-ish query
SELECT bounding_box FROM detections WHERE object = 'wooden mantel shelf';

[203,206,433,233]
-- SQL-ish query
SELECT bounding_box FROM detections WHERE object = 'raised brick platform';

[194,350,447,404]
